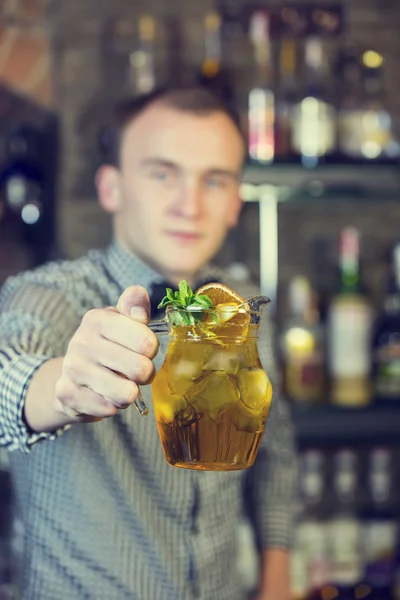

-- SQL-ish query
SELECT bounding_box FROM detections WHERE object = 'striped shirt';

[0,242,298,600]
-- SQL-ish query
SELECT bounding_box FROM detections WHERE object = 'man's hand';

[55,286,159,422]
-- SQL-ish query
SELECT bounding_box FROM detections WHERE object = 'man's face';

[98,102,244,284]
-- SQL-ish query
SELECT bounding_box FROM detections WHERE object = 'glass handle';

[133,318,168,416]
[148,318,169,335]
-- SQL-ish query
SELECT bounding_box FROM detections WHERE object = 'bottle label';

[329,518,362,584]
[329,301,372,377]
[285,355,324,402]
[248,88,275,163]
[339,108,399,159]
[290,548,309,598]
[297,522,330,589]
[291,98,336,157]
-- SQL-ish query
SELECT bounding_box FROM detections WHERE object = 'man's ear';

[95,165,122,214]
[227,192,243,228]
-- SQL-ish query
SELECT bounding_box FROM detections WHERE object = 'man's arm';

[0,280,158,453]
[0,280,78,453]
[256,549,291,600]
[0,275,89,451]
[24,357,76,433]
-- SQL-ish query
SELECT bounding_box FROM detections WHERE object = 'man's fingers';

[95,338,156,385]
[116,285,151,323]
[98,312,159,359]
[61,357,139,409]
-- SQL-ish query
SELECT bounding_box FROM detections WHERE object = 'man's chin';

[161,256,209,282]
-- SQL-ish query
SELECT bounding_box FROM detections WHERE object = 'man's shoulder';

[0,248,107,305]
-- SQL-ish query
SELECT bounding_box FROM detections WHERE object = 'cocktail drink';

[151,282,273,471]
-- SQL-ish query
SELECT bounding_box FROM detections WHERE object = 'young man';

[0,87,297,600]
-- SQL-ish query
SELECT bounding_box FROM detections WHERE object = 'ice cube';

[152,366,190,423]
[202,349,240,374]
[184,371,239,420]
[166,359,202,395]
[237,368,272,411]
[154,394,188,423]
[228,369,272,433]
[229,403,264,433]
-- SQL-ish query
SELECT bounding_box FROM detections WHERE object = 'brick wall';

[0,0,52,106]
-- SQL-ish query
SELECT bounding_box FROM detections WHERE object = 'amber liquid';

[157,411,265,471]
[152,324,272,471]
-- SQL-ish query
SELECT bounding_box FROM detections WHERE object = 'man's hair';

[99,85,244,167]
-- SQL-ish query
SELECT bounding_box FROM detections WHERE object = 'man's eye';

[151,170,170,181]
[205,177,226,189]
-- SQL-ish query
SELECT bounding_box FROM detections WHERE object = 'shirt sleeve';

[0,278,79,454]
[243,316,299,550]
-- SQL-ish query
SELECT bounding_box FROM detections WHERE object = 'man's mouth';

[166,231,202,242]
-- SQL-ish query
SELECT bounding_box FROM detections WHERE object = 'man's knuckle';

[55,377,72,403]
[139,358,154,383]
[63,354,82,379]
[141,332,158,357]
[82,308,102,329]
[126,381,139,403]
[130,358,145,382]
[100,400,118,417]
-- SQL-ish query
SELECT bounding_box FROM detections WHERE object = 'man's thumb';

[116,285,150,323]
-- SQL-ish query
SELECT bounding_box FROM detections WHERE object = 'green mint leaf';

[197,294,213,307]
[191,295,212,309]
[178,280,191,304]
[181,311,195,326]
[157,297,172,308]
[156,280,214,326]
[169,311,185,326]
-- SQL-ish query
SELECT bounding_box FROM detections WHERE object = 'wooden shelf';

[292,403,400,447]
[242,163,400,200]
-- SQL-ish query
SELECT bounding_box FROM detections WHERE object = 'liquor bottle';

[275,36,297,161]
[359,448,398,599]
[198,11,232,103]
[291,36,336,168]
[328,227,373,406]
[337,44,364,160]
[338,49,400,163]
[129,14,156,94]
[328,449,362,599]
[373,242,400,401]
[280,276,325,404]
[358,52,400,162]
[247,10,275,164]
[296,450,330,599]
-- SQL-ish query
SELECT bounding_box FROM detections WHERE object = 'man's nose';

[175,183,203,218]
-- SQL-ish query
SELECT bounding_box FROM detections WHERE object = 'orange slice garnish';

[195,282,250,338]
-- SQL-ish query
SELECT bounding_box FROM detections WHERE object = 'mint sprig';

[158,280,219,327]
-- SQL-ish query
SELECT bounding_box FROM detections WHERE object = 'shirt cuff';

[258,503,296,550]
[1,354,71,454]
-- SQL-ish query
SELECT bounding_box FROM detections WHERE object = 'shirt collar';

[103,241,225,294]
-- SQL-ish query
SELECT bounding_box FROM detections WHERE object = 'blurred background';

[1,0,400,599]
